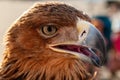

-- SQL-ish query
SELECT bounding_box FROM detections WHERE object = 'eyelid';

[40,23,60,28]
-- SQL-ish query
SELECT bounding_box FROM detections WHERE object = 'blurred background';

[0,0,120,80]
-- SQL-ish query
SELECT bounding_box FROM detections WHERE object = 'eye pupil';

[47,26,52,32]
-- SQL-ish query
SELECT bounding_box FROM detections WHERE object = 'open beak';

[49,18,106,67]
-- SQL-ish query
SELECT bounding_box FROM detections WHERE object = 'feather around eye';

[37,24,58,38]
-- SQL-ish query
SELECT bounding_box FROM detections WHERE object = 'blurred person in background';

[107,0,120,34]
[92,0,120,79]
[106,0,120,79]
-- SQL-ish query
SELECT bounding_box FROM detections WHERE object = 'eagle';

[0,2,106,80]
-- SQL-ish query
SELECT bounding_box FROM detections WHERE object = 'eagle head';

[0,2,106,80]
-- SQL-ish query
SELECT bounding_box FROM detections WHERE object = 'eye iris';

[42,25,57,35]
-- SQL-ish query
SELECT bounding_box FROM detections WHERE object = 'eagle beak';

[76,19,106,67]
[49,19,106,67]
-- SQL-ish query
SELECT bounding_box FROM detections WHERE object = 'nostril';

[81,30,86,37]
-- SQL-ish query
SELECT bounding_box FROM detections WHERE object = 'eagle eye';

[39,24,58,38]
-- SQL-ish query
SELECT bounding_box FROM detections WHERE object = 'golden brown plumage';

[0,2,105,80]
